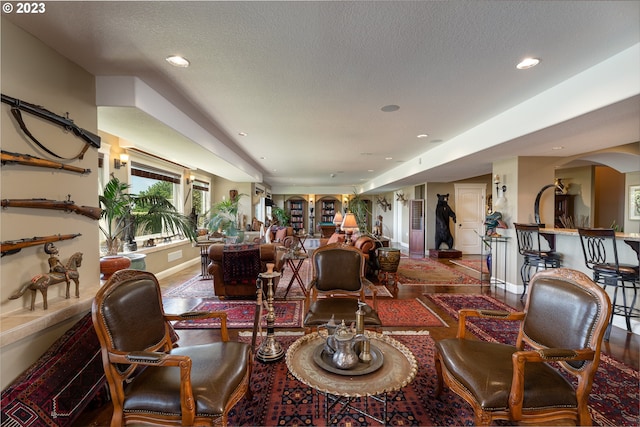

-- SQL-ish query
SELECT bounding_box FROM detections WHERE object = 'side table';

[282,252,309,298]
[286,331,417,424]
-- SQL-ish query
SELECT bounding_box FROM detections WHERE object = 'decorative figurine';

[9,250,83,310]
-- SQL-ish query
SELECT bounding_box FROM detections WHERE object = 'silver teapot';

[325,320,369,370]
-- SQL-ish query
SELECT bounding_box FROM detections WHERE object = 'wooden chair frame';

[92,269,252,426]
[435,268,611,426]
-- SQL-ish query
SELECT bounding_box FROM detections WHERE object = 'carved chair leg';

[433,351,444,396]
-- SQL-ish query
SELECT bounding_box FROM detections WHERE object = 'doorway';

[454,184,486,254]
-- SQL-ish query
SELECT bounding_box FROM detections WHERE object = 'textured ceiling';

[4,1,639,194]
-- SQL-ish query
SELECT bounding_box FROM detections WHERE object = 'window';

[130,162,181,238]
[191,179,210,228]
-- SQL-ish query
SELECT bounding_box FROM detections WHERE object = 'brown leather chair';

[303,243,381,331]
[208,243,285,298]
[434,268,611,426]
[92,269,252,426]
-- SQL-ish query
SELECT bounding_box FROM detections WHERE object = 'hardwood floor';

[75,252,639,426]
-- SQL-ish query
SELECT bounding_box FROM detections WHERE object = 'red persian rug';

[0,313,106,427]
[426,294,640,427]
[397,257,481,285]
[172,299,304,329]
[449,257,487,274]
[229,334,478,426]
[377,298,447,327]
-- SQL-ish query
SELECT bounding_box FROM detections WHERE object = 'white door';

[454,184,486,254]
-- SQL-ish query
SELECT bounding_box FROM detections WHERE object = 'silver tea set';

[320,301,372,370]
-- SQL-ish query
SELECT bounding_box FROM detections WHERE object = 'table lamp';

[333,211,343,233]
[341,212,359,245]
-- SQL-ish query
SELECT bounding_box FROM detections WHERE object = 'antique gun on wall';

[1,233,81,257]
[1,93,100,160]
[1,196,102,220]
[1,150,91,174]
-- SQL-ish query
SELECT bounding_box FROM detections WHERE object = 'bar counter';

[538,228,639,335]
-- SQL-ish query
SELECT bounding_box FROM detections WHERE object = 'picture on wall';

[630,185,640,220]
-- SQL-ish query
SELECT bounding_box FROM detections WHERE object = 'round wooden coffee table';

[286,331,417,424]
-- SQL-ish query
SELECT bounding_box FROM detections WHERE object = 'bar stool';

[514,223,562,300]
[578,228,640,340]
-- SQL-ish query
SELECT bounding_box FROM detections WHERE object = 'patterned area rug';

[172,299,304,329]
[1,313,106,427]
[426,294,640,427]
[172,298,446,329]
[449,257,486,274]
[229,334,478,426]
[377,298,447,327]
[397,257,481,285]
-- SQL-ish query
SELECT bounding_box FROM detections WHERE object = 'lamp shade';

[340,212,358,232]
[333,211,343,225]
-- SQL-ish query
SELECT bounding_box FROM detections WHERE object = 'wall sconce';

[114,153,129,169]
[494,174,508,211]
[494,174,507,195]
[186,174,196,185]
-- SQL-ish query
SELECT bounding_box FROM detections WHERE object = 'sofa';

[207,243,285,298]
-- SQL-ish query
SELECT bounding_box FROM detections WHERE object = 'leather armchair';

[319,234,379,276]
[434,268,611,426]
[266,226,296,248]
[208,243,285,298]
[303,243,381,331]
[92,269,252,426]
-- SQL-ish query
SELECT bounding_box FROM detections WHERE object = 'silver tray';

[312,343,384,376]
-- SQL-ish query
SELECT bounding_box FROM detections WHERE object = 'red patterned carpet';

[397,257,481,285]
[449,257,486,273]
[172,299,304,329]
[229,334,477,426]
[377,298,447,327]
[426,294,640,427]
[173,298,446,329]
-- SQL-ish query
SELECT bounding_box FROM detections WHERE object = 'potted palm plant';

[207,193,247,241]
[99,176,197,275]
[271,205,290,226]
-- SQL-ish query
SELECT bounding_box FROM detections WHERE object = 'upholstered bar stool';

[578,228,640,340]
[514,223,561,300]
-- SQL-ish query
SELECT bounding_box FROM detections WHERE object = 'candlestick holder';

[256,270,284,362]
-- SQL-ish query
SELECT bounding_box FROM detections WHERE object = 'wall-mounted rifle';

[1,233,81,257]
[1,93,101,160]
[1,195,102,220]
[1,150,91,175]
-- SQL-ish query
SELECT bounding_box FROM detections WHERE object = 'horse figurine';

[9,252,83,310]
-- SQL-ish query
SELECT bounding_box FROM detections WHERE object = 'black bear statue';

[435,193,457,250]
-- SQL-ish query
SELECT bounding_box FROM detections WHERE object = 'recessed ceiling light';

[368,169,374,172]
[381,105,400,112]
[385,157,393,160]
[238,132,248,137]
[166,55,190,67]
[516,57,540,70]
[552,146,565,150]
[417,134,429,139]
